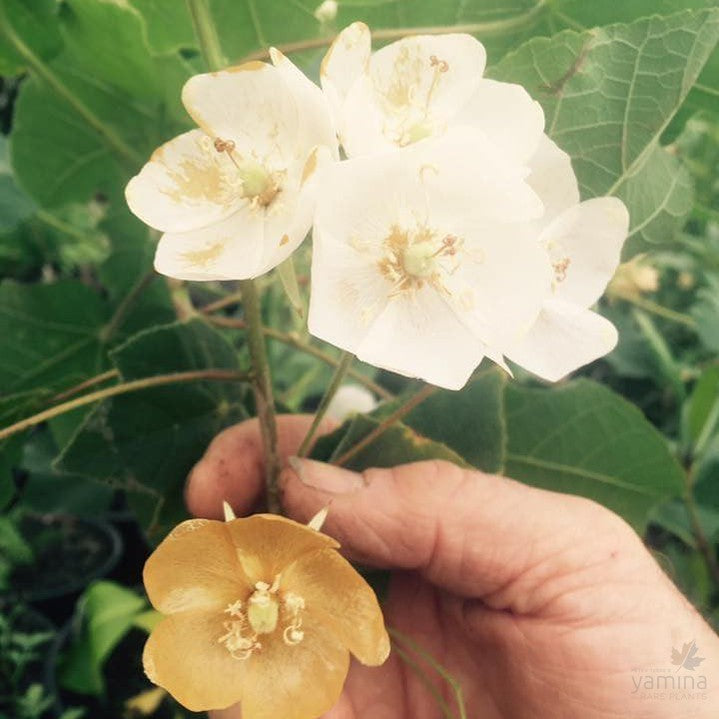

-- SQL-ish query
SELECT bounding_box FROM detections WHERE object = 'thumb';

[282,457,652,612]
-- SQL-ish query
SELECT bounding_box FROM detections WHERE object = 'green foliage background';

[0,0,718,626]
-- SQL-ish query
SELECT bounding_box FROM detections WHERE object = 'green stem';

[0,6,142,167]
[297,351,353,457]
[613,291,697,330]
[240,280,281,514]
[684,465,719,589]
[51,369,119,402]
[389,628,467,719]
[207,315,393,400]
[239,0,548,62]
[0,369,249,442]
[186,0,226,70]
[391,641,456,719]
[334,384,437,467]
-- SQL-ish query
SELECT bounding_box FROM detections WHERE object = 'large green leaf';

[0,136,35,234]
[57,319,250,540]
[504,379,685,532]
[312,414,468,470]
[0,0,62,75]
[489,10,719,255]
[8,0,190,209]
[60,580,148,696]
[0,280,108,394]
[552,0,719,119]
[374,369,506,473]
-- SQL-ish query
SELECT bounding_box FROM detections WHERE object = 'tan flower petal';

[282,549,390,666]
[143,610,246,712]
[226,514,338,585]
[144,519,247,614]
[241,620,349,719]
[125,129,242,233]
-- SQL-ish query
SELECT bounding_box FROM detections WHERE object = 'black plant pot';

[4,513,123,623]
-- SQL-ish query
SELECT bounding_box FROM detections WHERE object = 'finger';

[185,415,334,519]
[281,457,652,611]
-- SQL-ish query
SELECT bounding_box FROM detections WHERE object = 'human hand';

[187,416,719,719]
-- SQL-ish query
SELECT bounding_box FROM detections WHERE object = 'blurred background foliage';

[0,0,718,716]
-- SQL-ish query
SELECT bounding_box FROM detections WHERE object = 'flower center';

[382,53,449,147]
[209,136,281,209]
[218,576,306,661]
[377,224,462,296]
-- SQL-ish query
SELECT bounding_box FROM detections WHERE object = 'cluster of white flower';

[126,23,629,390]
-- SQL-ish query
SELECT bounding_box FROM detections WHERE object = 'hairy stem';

[239,280,282,513]
[297,351,353,457]
[0,370,249,442]
[187,0,281,513]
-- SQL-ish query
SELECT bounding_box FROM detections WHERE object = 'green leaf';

[691,274,719,352]
[374,369,506,473]
[60,580,147,696]
[312,413,468,470]
[489,9,719,255]
[0,0,63,75]
[504,379,686,532]
[552,0,719,120]
[0,280,108,394]
[8,0,190,209]
[57,319,250,540]
[683,366,719,453]
[0,136,35,234]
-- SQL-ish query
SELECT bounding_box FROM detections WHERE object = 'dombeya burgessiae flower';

[308,129,551,390]
[126,50,336,281]
[320,22,544,164]
[142,513,389,716]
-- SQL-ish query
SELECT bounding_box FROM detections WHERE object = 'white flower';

[320,23,544,164]
[504,136,630,381]
[326,384,378,422]
[125,51,337,281]
[314,0,338,23]
[308,130,552,390]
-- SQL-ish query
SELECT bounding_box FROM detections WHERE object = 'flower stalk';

[186,0,282,513]
[297,350,354,457]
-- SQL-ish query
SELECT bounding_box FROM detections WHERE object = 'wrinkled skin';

[186,416,719,719]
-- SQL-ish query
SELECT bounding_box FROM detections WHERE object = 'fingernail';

[287,456,366,494]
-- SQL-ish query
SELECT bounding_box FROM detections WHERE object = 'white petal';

[454,79,545,165]
[340,76,396,157]
[411,128,545,227]
[527,134,580,232]
[342,33,486,155]
[182,63,298,167]
[125,129,243,233]
[154,208,266,281]
[443,223,552,350]
[506,300,619,382]
[541,197,630,308]
[356,290,486,390]
[308,223,391,353]
[320,22,371,128]
[270,48,338,160]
